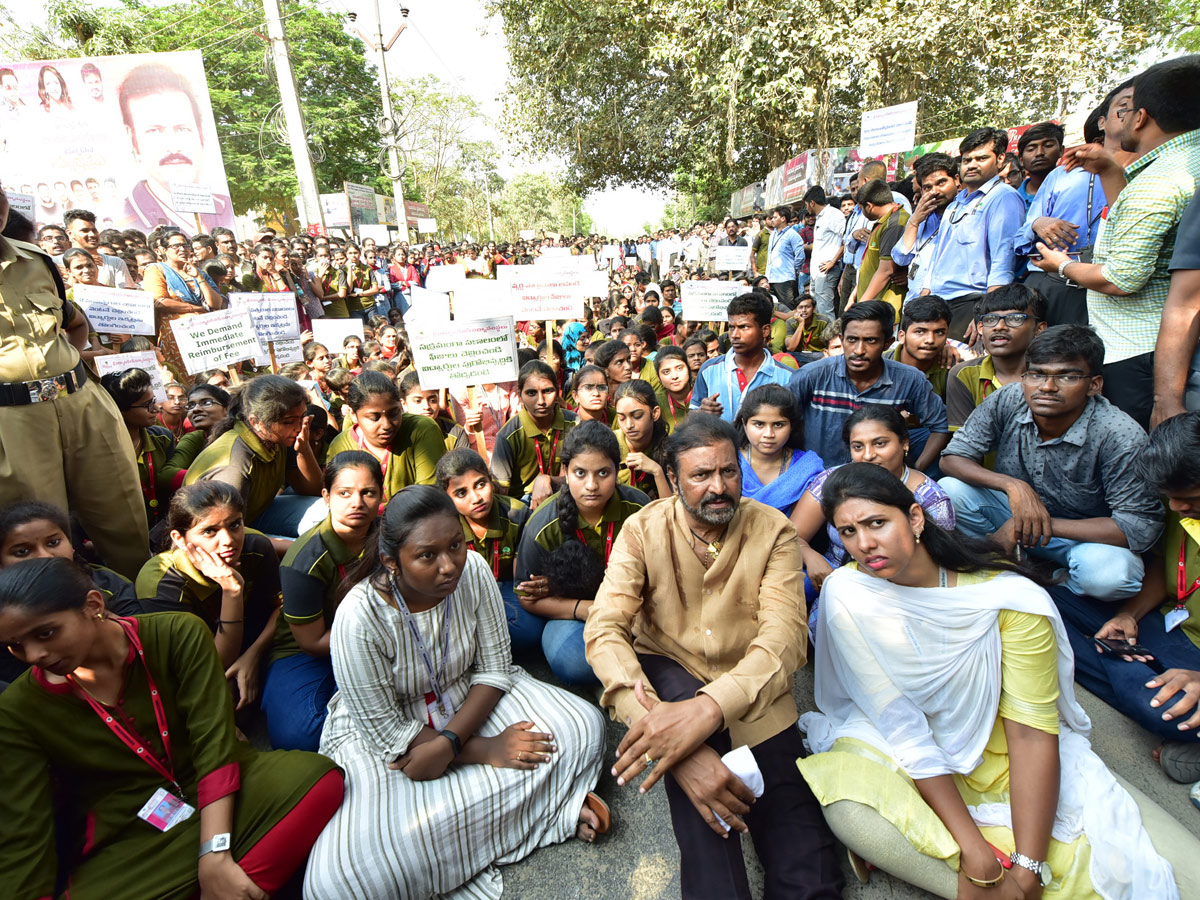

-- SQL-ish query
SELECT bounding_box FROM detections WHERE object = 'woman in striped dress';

[304,486,608,900]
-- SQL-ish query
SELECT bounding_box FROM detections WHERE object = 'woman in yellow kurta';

[798,463,1192,900]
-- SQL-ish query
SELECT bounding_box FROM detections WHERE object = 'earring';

[914,530,922,543]
[96,612,104,620]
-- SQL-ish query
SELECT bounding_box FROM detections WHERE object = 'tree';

[495,172,592,236]
[2,0,388,219]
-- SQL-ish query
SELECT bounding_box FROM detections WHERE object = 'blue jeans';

[348,308,373,325]
[1049,585,1200,744]
[252,492,323,539]
[502,584,596,685]
[261,652,336,751]
[938,478,1144,599]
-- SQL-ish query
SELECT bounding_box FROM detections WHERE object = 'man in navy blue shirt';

[789,300,950,469]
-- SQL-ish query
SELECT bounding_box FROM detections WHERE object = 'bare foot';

[576,804,601,842]
[1153,744,1163,764]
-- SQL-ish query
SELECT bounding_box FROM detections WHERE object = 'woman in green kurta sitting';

[0,557,343,900]
[798,463,1196,900]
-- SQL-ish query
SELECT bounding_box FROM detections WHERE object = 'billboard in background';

[0,51,234,234]
[403,199,431,227]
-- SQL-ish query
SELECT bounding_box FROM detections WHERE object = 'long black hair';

[733,383,805,452]
[819,463,1046,582]
[612,379,669,467]
[0,556,97,615]
[210,374,308,441]
[555,421,621,546]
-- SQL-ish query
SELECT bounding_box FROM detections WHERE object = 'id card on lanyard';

[1168,523,1200,631]
[388,573,454,729]
[576,521,616,565]
[69,618,195,831]
[534,431,560,476]
[468,539,502,579]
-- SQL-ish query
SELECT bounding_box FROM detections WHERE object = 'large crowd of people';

[0,51,1198,900]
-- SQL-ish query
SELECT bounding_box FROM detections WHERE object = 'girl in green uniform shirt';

[100,368,186,527]
[325,370,446,503]
[490,360,579,509]
[167,383,230,470]
[136,482,282,710]
[399,371,469,452]
[0,557,343,900]
[303,341,343,426]
[653,345,693,431]
[261,451,382,751]
[570,364,612,425]
[612,379,671,500]
[512,422,649,685]
[183,374,324,539]
[437,448,530,636]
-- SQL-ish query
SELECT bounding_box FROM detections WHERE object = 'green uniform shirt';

[946,354,1005,430]
[138,426,186,526]
[135,531,281,654]
[857,205,909,312]
[325,414,445,501]
[886,345,949,400]
[791,319,830,353]
[274,514,367,662]
[615,426,668,500]
[438,414,469,452]
[768,316,788,353]
[335,263,377,312]
[490,406,578,499]
[460,494,529,583]
[513,484,650,584]
[168,429,209,471]
[636,358,662,392]
[1163,514,1200,653]
[183,420,295,526]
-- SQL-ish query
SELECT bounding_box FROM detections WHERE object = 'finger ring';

[644,753,655,766]
[518,751,525,762]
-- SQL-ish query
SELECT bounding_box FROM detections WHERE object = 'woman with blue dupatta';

[734,384,824,516]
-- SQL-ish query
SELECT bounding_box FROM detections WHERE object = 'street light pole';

[357,1,408,241]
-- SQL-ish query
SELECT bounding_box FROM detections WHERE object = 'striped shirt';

[1090,128,1200,363]
[788,356,949,466]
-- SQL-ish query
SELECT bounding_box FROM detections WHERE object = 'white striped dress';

[303,551,606,900]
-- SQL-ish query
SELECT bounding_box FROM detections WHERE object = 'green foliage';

[495,172,591,236]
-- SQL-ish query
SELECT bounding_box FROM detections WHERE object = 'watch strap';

[1009,851,1050,886]
[198,832,232,859]
[439,728,462,757]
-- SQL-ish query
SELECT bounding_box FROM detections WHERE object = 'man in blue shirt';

[922,127,1027,340]
[1015,103,1119,326]
[765,204,805,309]
[1016,122,1065,209]
[892,153,959,305]
[788,300,950,469]
[692,291,797,422]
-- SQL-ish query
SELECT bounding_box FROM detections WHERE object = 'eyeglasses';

[1020,371,1090,387]
[1112,107,1138,121]
[577,383,608,393]
[165,241,190,251]
[977,313,1030,328]
[128,399,158,412]
[186,398,220,410]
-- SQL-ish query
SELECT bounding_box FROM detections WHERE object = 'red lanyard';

[467,539,502,578]
[533,431,561,476]
[68,618,184,798]
[141,447,158,514]
[1177,539,1200,606]
[353,426,390,478]
[667,391,691,420]
[576,521,616,564]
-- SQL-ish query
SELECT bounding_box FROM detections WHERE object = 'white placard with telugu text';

[169,182,217,215]
[411,316,519,389]
[714,245,752,271]
[681,280,743,322]
[94,351,168,402]
[73,284,156,336]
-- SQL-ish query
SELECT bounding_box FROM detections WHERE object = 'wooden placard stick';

[546,319,554,369]
[268,340,278,373]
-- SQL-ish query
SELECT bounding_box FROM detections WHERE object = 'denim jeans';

[938,478,1145,599]
[252,492,324,539]
[1050,585,1200,744]
[261,652,337,751]
[502,583,596,685]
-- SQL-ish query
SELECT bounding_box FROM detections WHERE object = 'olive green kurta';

[325,415,444,501]
[0,612,337,900]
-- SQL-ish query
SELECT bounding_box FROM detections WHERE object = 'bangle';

[573,599,582,621]
[963,860,1006,888]
[1057,259,1071,278]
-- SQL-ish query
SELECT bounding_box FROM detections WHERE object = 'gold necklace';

[689,526,726,568]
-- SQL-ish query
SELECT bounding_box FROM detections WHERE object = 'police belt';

[0,359,89,406]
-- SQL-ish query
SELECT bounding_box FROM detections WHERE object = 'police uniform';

[0,237,149,578]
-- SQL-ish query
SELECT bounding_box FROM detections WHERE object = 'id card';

[1166,607,1190,632]
[137,787,195,832]
[425,690,452,731]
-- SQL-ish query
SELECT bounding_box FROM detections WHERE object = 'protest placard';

[452,279,512,320]
[714,245,752,271]
[416,217,438,233]
[534,253,597,273]
[860,101,919,155]
[681,280,743,322]
[73,284,157,336]
[311,318,365,353]
[169,309,261,375]
[253,337,303,370]
[497,265,588,320]
[94,351,168,402]
[169,182,217,215]
[600,244,623,261]
[424,265,466,293]
[539,246,571,258]
[228,292,300,345]
[519,229,536,240]
[410,317,519,389]
[7,192,34,218]
[405,286,451,324]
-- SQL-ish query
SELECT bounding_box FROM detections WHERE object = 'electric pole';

[354,2,408,241]
[262,0,324,233]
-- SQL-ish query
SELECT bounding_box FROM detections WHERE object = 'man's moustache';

[158,153,194,166]
[700,493,735,508]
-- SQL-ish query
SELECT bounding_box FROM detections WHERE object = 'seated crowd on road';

[2,52,1200,900]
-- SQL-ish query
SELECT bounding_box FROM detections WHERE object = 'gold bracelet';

[962,861,1005,888]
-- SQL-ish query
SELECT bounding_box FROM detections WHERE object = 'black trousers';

[836,264,856,313]
[638,653,844,900]
[770,280,798,310]
[945,292,984,342]
[1101,351,1154,432]
[1025,271,1088,326]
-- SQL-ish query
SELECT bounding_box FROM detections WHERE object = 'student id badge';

[425,689,452,731]
[137,787,195,832]
[1165,605,1190,632]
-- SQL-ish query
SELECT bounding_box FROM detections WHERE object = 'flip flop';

[584,791,611,835]
[847,848,872,883]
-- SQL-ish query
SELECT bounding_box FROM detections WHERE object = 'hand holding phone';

[1093,637,1165,673]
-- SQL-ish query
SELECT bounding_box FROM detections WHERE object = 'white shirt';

[811,204,846,267]
[54,252,134,289]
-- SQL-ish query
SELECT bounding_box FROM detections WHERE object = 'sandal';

[583,791,611,835]
[847,848,873,883]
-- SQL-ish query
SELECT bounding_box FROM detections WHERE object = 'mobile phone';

[1093,637,1165,673]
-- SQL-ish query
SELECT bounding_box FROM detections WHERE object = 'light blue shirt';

[843,208,867,265]
[766,226,805,283]
[1014,165,1107,273]
[690,349,795,422]
[924,176,1026,300]
[891,211,943,303]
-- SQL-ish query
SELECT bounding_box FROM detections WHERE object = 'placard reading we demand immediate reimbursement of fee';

[169,309,261,375]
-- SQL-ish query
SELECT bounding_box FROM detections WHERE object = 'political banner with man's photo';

[0,50,235,234]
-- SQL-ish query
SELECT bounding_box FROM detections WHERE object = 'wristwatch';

[198,832,232,859]
[439,728,462,757]
[1010,852,1052,887]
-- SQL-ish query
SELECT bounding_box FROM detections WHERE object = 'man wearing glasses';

[1031,56,1200,432]
[921,127,1026,341]
[940,326,1163,601]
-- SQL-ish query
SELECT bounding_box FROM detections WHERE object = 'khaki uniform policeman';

[0,192,149,578]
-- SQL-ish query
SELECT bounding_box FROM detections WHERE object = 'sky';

[1,0,668,234]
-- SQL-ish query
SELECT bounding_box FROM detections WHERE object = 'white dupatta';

[799,566,1177,900]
